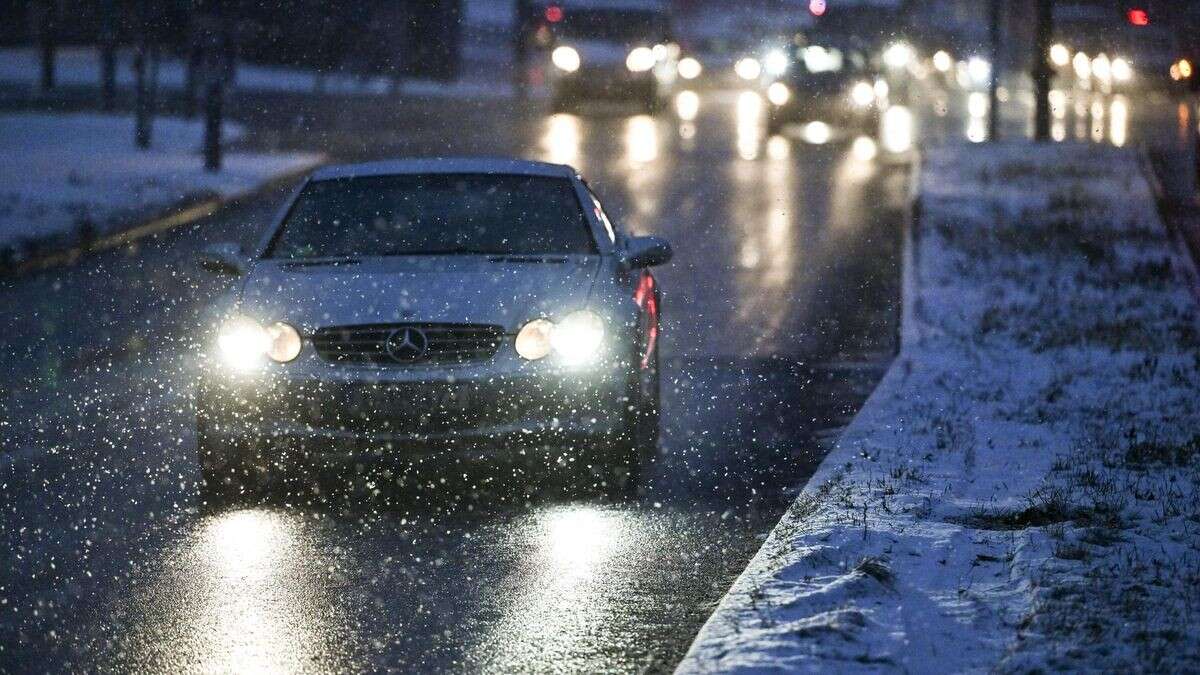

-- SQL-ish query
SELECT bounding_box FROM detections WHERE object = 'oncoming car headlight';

[626,47,656,73]
[767,81,791,106]
[516,311,606,365]
[850,80,875,107]
[552,45,581,73]
[217,317,302,370]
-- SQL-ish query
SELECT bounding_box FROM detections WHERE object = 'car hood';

[237,256,602,333]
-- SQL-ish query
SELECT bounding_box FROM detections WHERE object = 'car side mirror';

[196,242,248,276]
[623,235,673,268]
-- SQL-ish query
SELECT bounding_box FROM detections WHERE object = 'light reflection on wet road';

[1,86,926,671]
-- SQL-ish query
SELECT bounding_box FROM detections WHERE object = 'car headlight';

[1112,57,1132,82]
[678,56,703,80]
[516,311,606,365]
[551,310,606,365]
[626,47,655,73]
[767,81,791,106]
[217,317,301,370]
[515,318,554,360]
[735,57,761,81]
[764,49,789,77]
[851,80,874,107]
[552,45,580,72]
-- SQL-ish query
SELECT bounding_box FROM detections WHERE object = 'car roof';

[310,158,579,181]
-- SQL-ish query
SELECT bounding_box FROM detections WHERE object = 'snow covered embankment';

[0,113,321,256]
[679,143,1200,672]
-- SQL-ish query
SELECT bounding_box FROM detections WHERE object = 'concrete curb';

[0,161,321,278]
[674,150,923,672]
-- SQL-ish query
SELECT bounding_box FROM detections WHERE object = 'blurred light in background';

[767,135,791,160]
[552,45,580,73]
[541,114,580,165]
[1110,97,1128,147]
[851,81,875,107]
[1111,57,1132,82]
[809,0,827,16]
[882,106,913,154]
[767,81,791,106]
[1073,52,1091,80]
[625,115,659,164]
[1050,43,1071,68]
[764,49,789,77]
[883,42,913,69]
[678,57,702,80]
[933,50,952,73]
[736,91,762,159]
[802,121,831,144]
[967,57,991,86]
[851,135,878,162]
[735,57,761,81]
[675,90,699,121]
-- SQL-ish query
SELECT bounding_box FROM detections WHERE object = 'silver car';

[194,158,672,502]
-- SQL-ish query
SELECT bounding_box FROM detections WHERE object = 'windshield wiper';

[279,256,361,267]
[379,248,508,256]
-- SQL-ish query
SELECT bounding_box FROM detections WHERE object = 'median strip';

[679,141,1200,672]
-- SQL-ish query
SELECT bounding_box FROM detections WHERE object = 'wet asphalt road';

[13,73,1187,671]
[0,86,908,672]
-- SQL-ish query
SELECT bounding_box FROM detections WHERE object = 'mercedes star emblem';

[384,327,429,362]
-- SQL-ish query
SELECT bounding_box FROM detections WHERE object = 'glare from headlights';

[1092,53,1111,83]
[550,310,605,365]
[851,80,874,107]
[1112,57,1132,81]
[883,42,912,69]
[735,57,761,81]
[967,57,991,84]
[1050,43,1071,67]
[874,78,890,99]
[1073,51,1091,80]
[764,49,789,77]
[767,81,791,106]
[678,56,703,80]
[552,45,581,72]
[516,318,555,360]
[626,47,656,72]
[933,50,952,72]
[218,316,271,371]
[266,322,302,362]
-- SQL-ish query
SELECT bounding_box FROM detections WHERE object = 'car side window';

[585,185,617,243]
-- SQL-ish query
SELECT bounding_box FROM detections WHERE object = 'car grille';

[311,323,504,366]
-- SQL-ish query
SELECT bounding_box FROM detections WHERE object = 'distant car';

[546,1,678,112]
[194,158,672,502]
[765,43,884,135]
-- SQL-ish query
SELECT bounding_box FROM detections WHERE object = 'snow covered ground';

[0,113,321,252]
[679,142,1200,672]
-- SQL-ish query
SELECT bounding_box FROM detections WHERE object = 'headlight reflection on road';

[625,115,659,164]
[470,506,637,670]
[1110,96,1128,147]
[881,105,914,154]
[541,113,580,166]
[675,90,700,122]
[735,90,762,160]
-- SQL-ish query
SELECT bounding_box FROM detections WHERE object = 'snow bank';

[0,113,321,250]
[679,142,1200,672]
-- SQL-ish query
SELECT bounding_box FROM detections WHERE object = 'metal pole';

[1033,0,1053,141]
[987,0,1001,141]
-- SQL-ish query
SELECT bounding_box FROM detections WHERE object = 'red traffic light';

[1127,8,1149,26]
[809,0,827,16]
[545,5,564,23]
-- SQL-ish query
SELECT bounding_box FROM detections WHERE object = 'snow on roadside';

[678,142,1200,673]
[0,112,321,251]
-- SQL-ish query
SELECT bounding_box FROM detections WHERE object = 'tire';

[196,415,253,508]
[611,346,661,499]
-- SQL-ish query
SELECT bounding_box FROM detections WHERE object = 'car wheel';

[196,415,253,508]
[611,346,660,499]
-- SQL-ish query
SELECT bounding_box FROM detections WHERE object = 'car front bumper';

[196,359,628,454]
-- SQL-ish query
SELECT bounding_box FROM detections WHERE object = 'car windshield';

[265,174,596,258]
[556,9,666,42]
